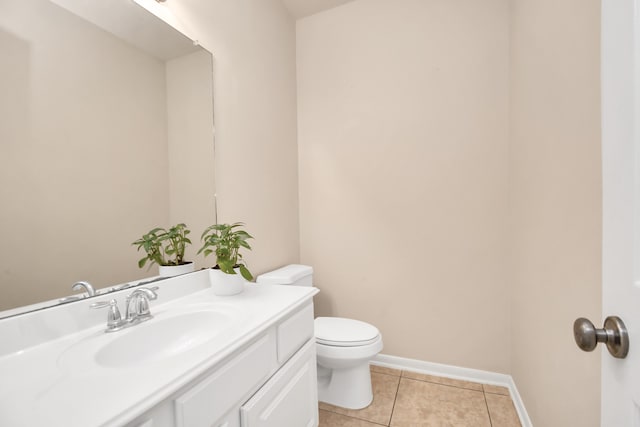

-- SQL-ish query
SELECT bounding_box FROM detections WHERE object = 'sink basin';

[59,307,238,369]
[97,310,233,367]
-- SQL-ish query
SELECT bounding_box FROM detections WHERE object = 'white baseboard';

[371,354,533,427]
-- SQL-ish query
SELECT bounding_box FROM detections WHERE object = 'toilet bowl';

[256,265,383,410]
[315,317,383,409]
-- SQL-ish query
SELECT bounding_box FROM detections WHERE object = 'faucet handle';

[91,299,125,332]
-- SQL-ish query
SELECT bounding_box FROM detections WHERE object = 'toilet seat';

[315,317,380,347]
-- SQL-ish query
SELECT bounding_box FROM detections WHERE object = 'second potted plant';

[198,222,254,296]
[132,223,194,277]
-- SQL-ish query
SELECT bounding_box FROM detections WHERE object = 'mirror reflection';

[0,0,215,317]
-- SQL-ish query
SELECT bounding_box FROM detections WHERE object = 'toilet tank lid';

[255,264,313,285]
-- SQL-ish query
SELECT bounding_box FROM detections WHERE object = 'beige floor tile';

[371,364,402,377]
[483,384,510,396]
[390,378,491,427]
[319,372,399,425]
[485,393,521,427]
[401,371,483,392]
[319,410,386,427]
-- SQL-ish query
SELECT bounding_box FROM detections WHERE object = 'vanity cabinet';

[241,339,317,427]
[126,301,318,427]
[174,331,278,427]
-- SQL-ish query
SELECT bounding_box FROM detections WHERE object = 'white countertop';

[0,272,318,427]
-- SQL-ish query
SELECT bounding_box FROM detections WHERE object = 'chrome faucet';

[91,287,158,333]
[90,299,126,332]
[72,281,95,297]
[125,287,158,323]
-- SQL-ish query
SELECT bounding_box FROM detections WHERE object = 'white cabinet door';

[175,332,277,427]
[240,339,318,427]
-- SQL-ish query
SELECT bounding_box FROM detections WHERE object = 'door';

[241,339,318,427]
[601,0,640,424]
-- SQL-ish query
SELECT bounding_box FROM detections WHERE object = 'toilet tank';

[255,264,313,287]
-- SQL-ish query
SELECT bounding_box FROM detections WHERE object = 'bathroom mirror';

[0,0,215,318]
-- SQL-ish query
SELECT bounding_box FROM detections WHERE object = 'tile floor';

[318,365,522,427]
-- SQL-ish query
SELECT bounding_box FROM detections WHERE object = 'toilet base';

[317,362,373,410]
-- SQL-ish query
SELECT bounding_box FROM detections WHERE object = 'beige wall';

[508,0,602,425]
[297,0,511,373]
[297,0,603,424]
[164,0,300,276]
[166,50,216,268]
[0,0,170,309]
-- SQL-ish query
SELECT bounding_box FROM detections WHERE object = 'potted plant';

[198,222,253,295]
[132,223,194,277]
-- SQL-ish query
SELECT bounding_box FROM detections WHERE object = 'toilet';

[256,264,383,410]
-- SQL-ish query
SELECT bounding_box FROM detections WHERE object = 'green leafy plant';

[198,222,254,281]
[132,223,192,269]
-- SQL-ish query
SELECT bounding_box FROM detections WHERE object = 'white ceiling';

[280,0,357,19]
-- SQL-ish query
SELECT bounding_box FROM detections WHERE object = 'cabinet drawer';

[174,331,277,427]
[277,303,314,364]
[240,339,318,427]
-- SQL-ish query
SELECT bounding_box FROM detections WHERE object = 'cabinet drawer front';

[175,331,277,427]
[277,303,314,364]
[240,339,318,427]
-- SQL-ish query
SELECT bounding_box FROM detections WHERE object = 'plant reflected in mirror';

[133,223,192,269]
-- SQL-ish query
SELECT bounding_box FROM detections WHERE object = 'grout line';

[372,371,402,378]
[318,409,388,427]
[401,375,485,394]
[370,367,402,378]
[320,407,387,426]
[483,391,494,427]
[387,373,402,426]
[483,383,511,397]
[401,368,484,392]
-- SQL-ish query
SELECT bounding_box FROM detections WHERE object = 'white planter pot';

[158,262,195,278]
[209,267,245,296]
